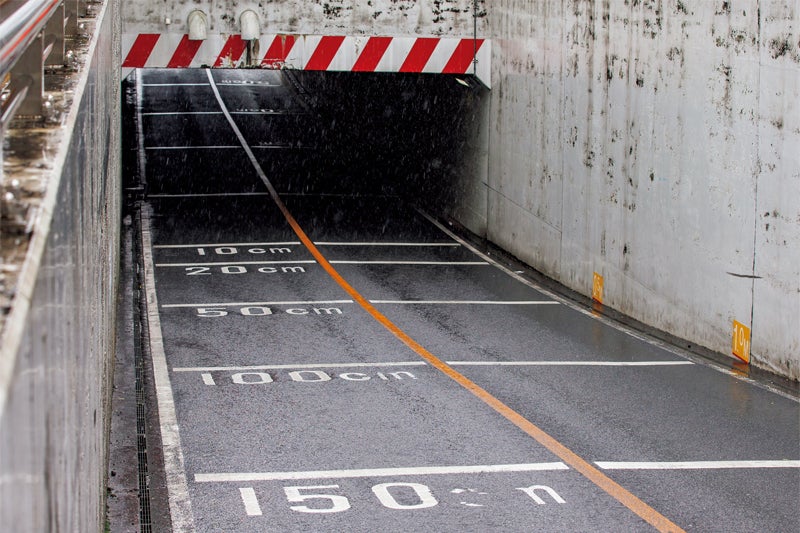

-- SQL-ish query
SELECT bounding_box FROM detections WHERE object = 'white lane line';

[195,463,570,483]
[330,260,488,266]
[416,209,800,404]
[449,361,693,366]
[162,300,354,309]
[148,193,273,199]
[146,146,241,150]
[160,300,563,308]
[144,111,303,116]
[143,111,223,116]
[155,241,301,248]
[141,83,209,86]
[154,260,486,267]
[277,193,398,198]
[155,260,316,267]
[173,362,429,372]
[140,207,195,530]
[231,111,304,115]
[239,488,263,516]
[371,300,559,305]
[172,360,693,372]
[154,241,458,248]
[596,461,800,470]
[316,242,461,247]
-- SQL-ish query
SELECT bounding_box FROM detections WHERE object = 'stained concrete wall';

[122,0,487,36]
[0,0,122,530]
[451,1,798,379]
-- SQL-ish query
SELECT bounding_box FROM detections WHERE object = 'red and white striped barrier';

[122,34,491,87]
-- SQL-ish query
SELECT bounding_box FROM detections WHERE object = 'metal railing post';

[9,34,43,116]
[65,0,79,38]
[44,2,66,66]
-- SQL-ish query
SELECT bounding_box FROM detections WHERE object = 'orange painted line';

[270,200,684,532]
[207,69,684,531]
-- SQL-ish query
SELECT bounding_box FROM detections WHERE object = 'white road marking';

[162,300,354,309]
[330,261,488,266]
[174,362,428,372]
[147,193,273,199]
[172,360,693,372]
[143,111,223,116]
[596,461,800,470]
[146,146,241,150]
[155,260,316,267]
[316,242,461,247]
[448,361,693,366]
[154,260,486,267]
[416,209,800,403]
[154,241,458,248]
[143,110,301,116]
[239,488,263,516]
[195,463,570,482]
[371,300,559,305]
[141,207,196,531]
[155,242,301,249]
[141,83,209,86]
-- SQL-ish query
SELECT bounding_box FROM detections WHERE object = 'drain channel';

[133,213,153,533]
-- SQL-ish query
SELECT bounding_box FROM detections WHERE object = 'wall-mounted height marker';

[592,272,604,304]
[732,320,751,363]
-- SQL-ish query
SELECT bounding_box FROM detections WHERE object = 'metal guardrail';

[0,0,86,126]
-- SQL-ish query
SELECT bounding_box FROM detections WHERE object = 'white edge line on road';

[146,146,241,150]
[195,463,570,482]
[172,360,694,372]
[316,242,461,247]
[140,207,196,531]
[155,260,316,267]
[148,193,273,198]
[371,300,559,305]
[154,241,458,248]
[160,300,562,308]
[143,111,223,115]
[448,361,693,366]
[162,300,354,309]
[154,261,488,267]
[596,461,800,470]
[414,209,800,404]
[141,83,209,86]
[154,242,301,248]
[330,261,488,266]
[173,362,429,372]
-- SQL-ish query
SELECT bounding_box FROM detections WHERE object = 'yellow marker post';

[732,320,751,363]
[592,272,604,304]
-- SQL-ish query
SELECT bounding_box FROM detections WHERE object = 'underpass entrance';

[115,68,800,532]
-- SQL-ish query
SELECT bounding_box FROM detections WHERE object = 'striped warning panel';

[122,34,491,87]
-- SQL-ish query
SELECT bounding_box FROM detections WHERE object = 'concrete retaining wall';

[452,0,798,378]
[122,0,487,36]
[0,0,122,530]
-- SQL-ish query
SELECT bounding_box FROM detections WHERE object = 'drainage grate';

[133,220,153,533]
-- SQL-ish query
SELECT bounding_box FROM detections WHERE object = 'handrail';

[0,0,62,82]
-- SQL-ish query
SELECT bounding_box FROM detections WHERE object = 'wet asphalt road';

[131,69,799,532]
